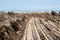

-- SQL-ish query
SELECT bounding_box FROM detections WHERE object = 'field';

[0,11,60,40]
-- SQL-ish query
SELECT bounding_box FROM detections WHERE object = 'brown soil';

[0,12,60,40]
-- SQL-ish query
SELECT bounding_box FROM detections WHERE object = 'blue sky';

[0,0,60,11]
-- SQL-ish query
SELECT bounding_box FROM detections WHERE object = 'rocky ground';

[0,11,60,40]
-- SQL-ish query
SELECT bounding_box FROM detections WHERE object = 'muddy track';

[0,12,60,40]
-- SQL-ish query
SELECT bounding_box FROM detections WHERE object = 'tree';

[59,11,60,14]
[8,12,14,18]
[51,11,56,16]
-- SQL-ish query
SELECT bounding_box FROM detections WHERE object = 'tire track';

[35,18,53,40]
[22,17,41,40]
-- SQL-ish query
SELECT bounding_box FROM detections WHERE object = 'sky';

[0,0,60,11]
